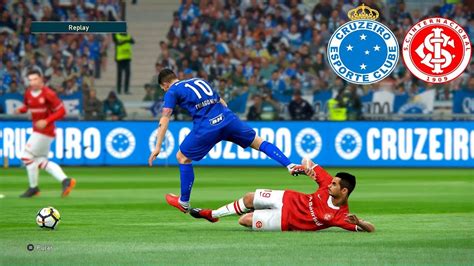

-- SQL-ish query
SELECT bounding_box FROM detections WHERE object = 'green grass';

[0,166,473,265]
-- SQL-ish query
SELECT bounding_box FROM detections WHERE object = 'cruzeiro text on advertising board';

[0,121,472,167]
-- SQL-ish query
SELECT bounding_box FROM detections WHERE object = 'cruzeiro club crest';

[148,129,175,159]
[334,128,362,160]
[327,4,399,84]
[402,17,472,84]
[105,128,136,159]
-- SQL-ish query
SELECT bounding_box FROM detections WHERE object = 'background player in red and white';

[190,158,375,232]
[16,69,76,198]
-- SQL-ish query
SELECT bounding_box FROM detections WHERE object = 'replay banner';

[31,21,127,33]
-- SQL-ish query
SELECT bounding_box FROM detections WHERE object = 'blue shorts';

[180,119,256,161]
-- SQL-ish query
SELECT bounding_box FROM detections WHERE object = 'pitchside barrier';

[0,121,473,168]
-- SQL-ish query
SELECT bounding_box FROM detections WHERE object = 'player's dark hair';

[335,172,356,196]
[27,69,42,77]
[158,68,177,85]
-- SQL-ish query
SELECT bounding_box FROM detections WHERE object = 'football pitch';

[1,166,473,265]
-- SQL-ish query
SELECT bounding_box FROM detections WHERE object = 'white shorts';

[21,132,54,159]
[251,189,285,231]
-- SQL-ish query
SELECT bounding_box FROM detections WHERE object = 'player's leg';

[30,133,76,197]
[190,192,253,223]
[37,157,66,182]
[19,133,43,197]
[165,131,217,213]
[224,119,305,176]
[164,151,193,213]
[212,189,284,217]
[36,158,76,197]
[250,135,305,176]
[238,213,253,227]
[19,150,40,197]
[190,189,284,222]
[239,210,282,231]
[173,150,194,211]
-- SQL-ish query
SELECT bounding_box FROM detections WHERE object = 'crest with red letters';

[402,17,471,84]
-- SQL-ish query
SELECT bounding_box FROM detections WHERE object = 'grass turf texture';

[0,167,473,265]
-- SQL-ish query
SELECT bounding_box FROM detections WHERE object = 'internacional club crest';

[327,4,399,84]
[402,17,472,84]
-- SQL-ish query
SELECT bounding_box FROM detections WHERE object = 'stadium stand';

[0,0,472,120]
[156,0,473,121]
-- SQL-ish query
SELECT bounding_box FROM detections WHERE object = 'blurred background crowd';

[1,0,473,120]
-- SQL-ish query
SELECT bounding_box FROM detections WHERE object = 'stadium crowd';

[151,0,473,121]
[0,0,125,119]
[0,0,472,120]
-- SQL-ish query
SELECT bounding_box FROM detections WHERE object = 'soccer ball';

[36,207,60,229]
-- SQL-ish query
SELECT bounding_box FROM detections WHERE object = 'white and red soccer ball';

[36,207,61,229]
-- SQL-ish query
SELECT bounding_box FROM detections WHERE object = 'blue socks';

[259,141,292,167]
[179,164,195,202]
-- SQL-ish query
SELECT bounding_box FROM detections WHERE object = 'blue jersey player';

[148,69,305,213]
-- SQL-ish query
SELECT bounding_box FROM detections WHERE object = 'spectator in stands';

[284,60,298,80]
[143,84,156,101]
[247,94,263,121]
[266,70,289,103]
[81,34,102,78]
[178,0,200,28]
[217,56,233,79]
[113,33,135,94]
[103,91,126,120]
[247,92,280,121]
[79,65,94,91]
[468,76,474,91]
[246,75,260,97]
[345,84,362,121]
[64,76,79,94]
[168,37,183,60]
[158,49,177,71]
[9,80,19,94]
[55,84,67,97]
[230,64,247,87]
[49,66,66,91]
[312,52,327,79]
[167,17,183,40]
[312,0,333,21]
[201,54,218,82]
[150,63,163,88]
[327,89,347,121]
[390,0,412,26]
[249,41,272,61]
[84,89,104,121]
[259,57,278,83]
[329,77,345,95]
[288,90,314,120]
[285,24,303,51]
[188,49,202,73]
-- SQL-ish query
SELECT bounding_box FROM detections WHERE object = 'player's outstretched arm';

[345,214,375,233]
[148,107,173,166]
